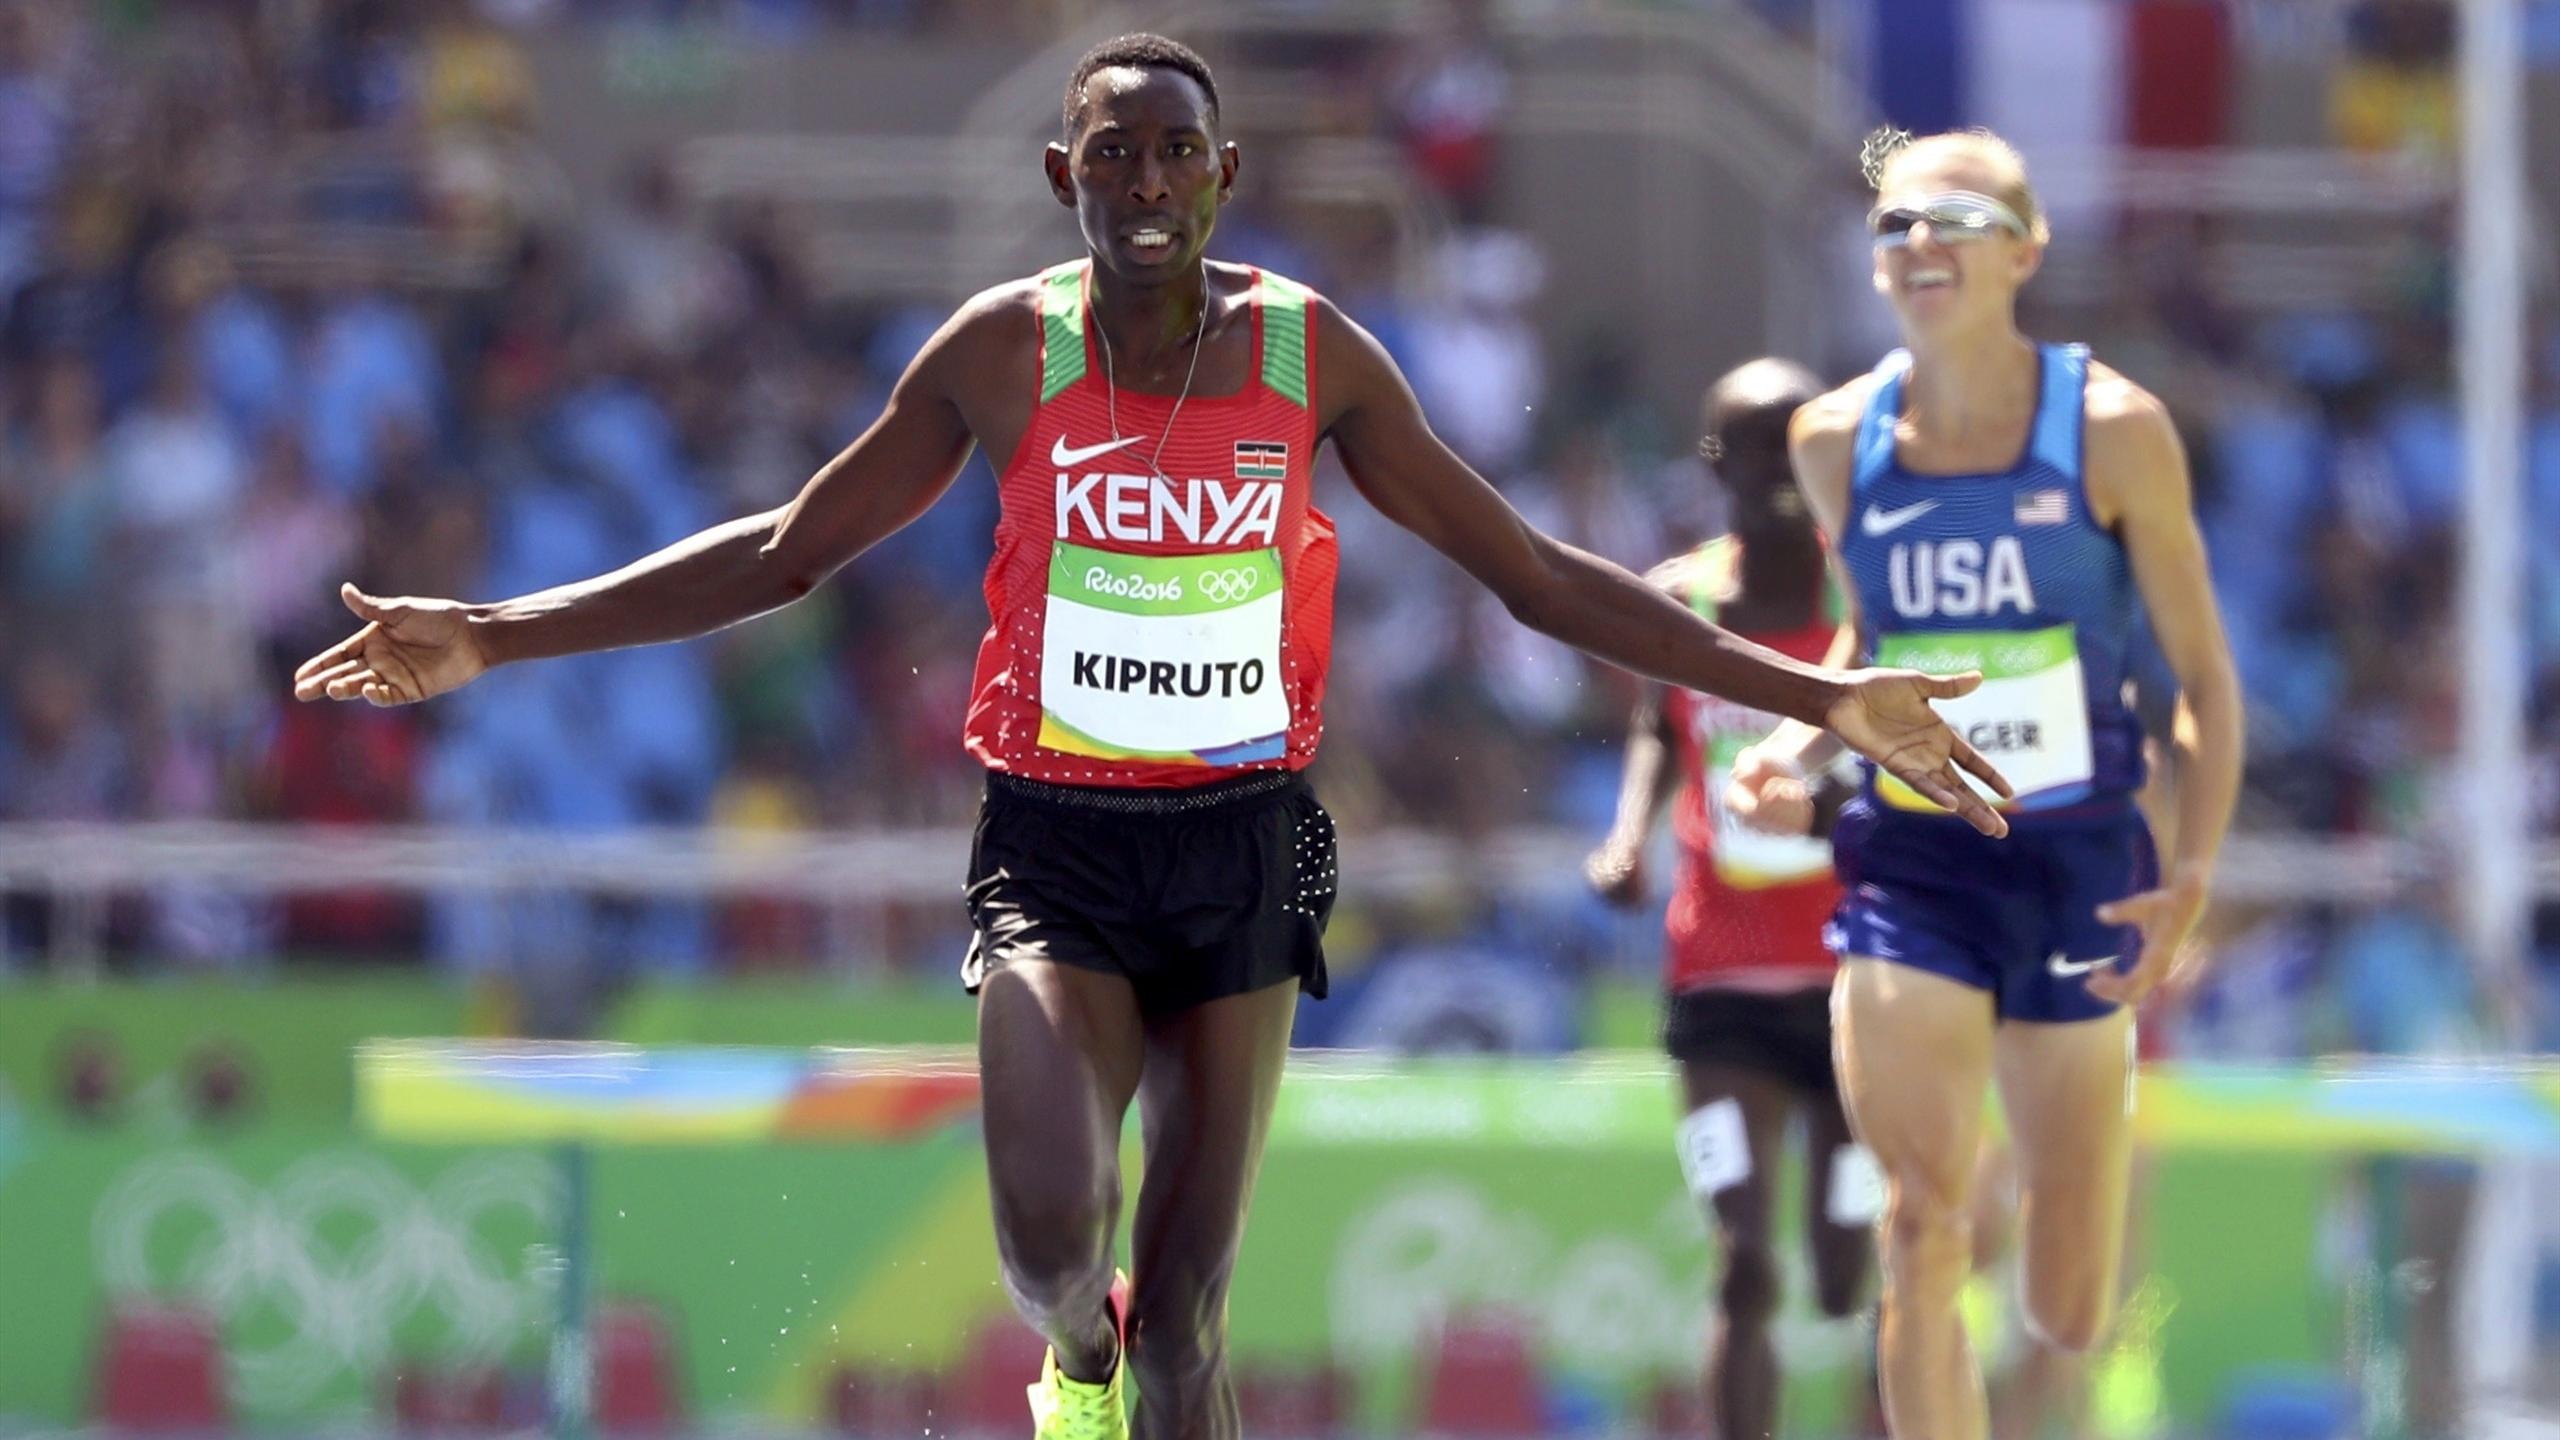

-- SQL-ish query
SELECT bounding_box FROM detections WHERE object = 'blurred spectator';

[2329,0,2456,162]
[305,0,422,134]
[259,699,420,955]
[2,357,115,650]
[183,250,298,447]
[587,151,746,359]
[236,432,359,647]
[301,284,439,499]
[2329,881,2494,1056]
[422,0,537,136]
[1311,888,1589,1054]
[2172,901,2328,1061]
[3,184,127,379]
[110,343,259,727]
[1403,230,1544,476]
[0,650,121,967]
[1,650,125,826]
[1380,0,1508,221]
[0,0,75,300]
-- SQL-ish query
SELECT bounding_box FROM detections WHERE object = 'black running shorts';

[960,770,1337,1014]
[1662,986,1838,1098]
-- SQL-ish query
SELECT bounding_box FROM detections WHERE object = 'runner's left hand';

[2086,874,2208,1007]
[1725,745,1816,837]
[1823,669,2013,837]
[1582,841,1647,908]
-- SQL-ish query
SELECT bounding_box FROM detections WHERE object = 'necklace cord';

[1094,258,1211,481]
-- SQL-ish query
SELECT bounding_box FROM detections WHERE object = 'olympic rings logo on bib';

[1198,568,1262,604]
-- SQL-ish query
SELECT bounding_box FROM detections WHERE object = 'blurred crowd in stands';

[0,0,2552,1053]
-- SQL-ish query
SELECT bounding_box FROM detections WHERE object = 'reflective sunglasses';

[1868,190,2030,248]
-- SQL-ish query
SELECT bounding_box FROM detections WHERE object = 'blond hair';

[1860,126,2051,246]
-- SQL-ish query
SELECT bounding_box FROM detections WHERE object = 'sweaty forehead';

[1074,65,1213,134]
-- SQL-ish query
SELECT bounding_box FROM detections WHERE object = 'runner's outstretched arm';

[1310,298,2013,836]
[1586,683,1679,905]
[293,295,995,706]
[2080,383,2241,1006]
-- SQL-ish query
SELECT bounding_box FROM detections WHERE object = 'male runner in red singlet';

[1586,359,1874,1440]
[292,36,2009,1440]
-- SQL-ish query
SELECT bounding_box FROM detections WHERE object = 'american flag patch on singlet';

[1235,441,1288,480]
[2015,489,2068,525]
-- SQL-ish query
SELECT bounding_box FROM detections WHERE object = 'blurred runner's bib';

[1701,727,1836,888]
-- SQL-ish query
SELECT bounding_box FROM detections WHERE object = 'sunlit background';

[1,1,2556,1437]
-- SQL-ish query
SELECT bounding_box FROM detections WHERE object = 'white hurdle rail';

[0,821,2518,907]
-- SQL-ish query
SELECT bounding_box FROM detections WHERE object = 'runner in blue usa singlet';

[1722,128,2242,1440]
[1823,341,2153,1023]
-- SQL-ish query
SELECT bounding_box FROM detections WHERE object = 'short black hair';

[1062,33,1220,140]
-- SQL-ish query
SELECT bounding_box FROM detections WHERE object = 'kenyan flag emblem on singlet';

[1235,441,1288,480]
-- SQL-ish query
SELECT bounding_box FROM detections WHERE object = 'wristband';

[1808,771,1857,840]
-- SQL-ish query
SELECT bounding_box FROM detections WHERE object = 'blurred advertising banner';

[9,1084,2522,1437]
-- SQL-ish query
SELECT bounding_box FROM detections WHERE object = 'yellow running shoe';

[1027,1270,1130,1440]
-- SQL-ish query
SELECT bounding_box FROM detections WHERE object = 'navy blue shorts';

[1824,793,2156,1024]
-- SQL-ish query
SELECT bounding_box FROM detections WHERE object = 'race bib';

[1705,733,1835,888]
[1038,541,1288,765]
[1825,1143,1887,1226]
[1875,624,2092,810]
[1674,1098,1751,1198]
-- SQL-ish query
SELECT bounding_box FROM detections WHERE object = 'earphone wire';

[1095,258,1210,482]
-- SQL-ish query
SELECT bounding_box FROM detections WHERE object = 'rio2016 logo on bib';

[1691,702,1833,888]
[1074,561,1262,609]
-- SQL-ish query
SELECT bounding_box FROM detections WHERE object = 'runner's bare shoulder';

[1788,375,1878,455]
[912,277,1048,391]
[1787,374,1884,523]
[2077,360,2176,453]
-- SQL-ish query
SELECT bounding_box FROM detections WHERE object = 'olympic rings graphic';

[1198,568,1260,604]
[92,1150,559,1412]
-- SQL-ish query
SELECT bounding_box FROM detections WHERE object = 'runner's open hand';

[291,584,489,707]
[1823,669,2013,838]
[2087,875,2208,1007]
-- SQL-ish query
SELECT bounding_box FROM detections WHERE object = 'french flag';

[1865,1,2232,226]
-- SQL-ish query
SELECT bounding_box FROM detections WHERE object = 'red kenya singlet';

[962,261,1339,787]
[1655,537,1844,991]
